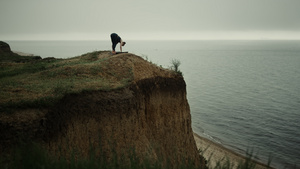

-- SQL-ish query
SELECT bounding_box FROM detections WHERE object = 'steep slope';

[0,51,205,167]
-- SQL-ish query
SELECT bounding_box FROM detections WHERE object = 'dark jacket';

[110,33,121,51]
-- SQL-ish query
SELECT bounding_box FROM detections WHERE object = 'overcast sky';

[1,0,300,40]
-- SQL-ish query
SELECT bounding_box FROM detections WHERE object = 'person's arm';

[120,39,123,52]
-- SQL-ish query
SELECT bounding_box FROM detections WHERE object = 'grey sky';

[1,0,300,40]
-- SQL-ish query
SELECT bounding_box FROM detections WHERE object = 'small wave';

[203,132,222,145]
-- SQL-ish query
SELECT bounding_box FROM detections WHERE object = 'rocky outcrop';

[0,52,205,167]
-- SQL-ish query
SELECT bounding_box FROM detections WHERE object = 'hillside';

[0,50,206,168]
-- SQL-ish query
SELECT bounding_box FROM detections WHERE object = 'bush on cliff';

[171,59,183,76]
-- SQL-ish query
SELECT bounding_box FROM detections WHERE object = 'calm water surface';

[8,40,300,169]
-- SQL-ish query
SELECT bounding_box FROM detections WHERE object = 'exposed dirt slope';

[0,51,204,167]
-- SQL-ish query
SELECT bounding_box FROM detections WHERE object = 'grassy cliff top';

[0,51,177,112]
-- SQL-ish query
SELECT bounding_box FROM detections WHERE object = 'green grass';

[0,60,49,78]
[0,52,41,63]
[0,51,134,113]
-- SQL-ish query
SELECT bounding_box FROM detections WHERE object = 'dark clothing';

[110,33,121,51]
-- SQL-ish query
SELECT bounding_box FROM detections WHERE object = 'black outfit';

[110,33,121,51]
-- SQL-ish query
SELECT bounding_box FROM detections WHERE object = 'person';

[110,33,126,54]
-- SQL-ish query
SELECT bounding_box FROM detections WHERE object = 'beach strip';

[13,51,35,56]
[193,133,273,169]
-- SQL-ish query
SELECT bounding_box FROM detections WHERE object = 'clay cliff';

[0,51,205,167]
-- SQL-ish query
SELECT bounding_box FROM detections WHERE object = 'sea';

[7,40,300,169]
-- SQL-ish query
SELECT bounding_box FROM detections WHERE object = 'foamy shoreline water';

[13,51,35,56]
[193,133,274,169]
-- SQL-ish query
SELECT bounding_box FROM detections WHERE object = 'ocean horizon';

[6,40,300,169]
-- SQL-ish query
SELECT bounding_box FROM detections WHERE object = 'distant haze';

[1,0,300,40]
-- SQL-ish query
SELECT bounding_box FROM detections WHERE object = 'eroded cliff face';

[0,52,204,167]
[45,77,200,165]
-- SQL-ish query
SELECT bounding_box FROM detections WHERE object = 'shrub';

[171,59,183,76]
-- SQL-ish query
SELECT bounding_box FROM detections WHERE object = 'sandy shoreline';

[193,133,274,169]
[13,51,35,56]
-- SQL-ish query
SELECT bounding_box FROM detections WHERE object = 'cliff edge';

[0,51,205,167]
